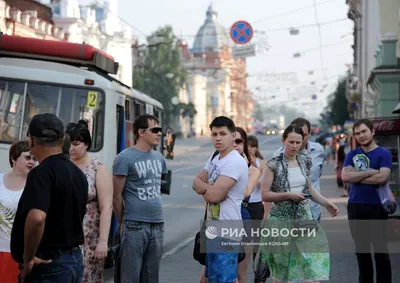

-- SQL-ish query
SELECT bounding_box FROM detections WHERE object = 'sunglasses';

[234,138,244,144]
[142,127,162,134]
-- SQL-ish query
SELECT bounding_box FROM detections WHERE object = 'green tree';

[132,25,189,126]
[324,78,349,126]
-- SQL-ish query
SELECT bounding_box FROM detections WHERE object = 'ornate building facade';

[182,4,253,135]
[0,0,65,40]
[47,0,133,87]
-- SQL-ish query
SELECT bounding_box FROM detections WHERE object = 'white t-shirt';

[204,150,248,222]
[0,173,24,252]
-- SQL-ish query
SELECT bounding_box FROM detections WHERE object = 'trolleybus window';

[0,79,104,151]
[0,80,25,142]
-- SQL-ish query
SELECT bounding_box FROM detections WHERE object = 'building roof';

[192,4,230,54]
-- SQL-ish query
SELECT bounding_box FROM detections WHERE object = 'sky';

[77,0,354,120]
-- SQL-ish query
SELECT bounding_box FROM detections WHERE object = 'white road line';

[172,164,204,173]
[162,237,194,260]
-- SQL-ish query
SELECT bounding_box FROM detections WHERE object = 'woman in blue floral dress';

[260,124,339,282]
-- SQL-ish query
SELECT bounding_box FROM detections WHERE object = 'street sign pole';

[230,20,256,58]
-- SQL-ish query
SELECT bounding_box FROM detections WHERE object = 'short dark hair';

[9,140,30,168]
[282,124,304,140]
[352,118,374,134]
[209,116,236,133]
[66,119,92,150]
[62,133,71,157]
[133,114,160,139]
[291,117,311,133]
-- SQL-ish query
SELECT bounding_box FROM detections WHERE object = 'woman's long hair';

[235,127,250,163]
[248,135,264,160]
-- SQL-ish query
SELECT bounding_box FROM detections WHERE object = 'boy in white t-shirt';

[193,116,248,283]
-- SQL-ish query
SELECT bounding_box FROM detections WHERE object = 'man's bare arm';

[193,176,237,204]
[195,169,209,183]
[360,168,391,185]
[341,166,378,184]
[23,209,46,263]
[113,175,126,224]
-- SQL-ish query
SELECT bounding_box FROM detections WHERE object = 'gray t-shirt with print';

[113,147,168,223]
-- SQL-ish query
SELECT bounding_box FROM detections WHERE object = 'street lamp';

[289,28,299,35]
[171,96,179,105]
[165,73,174,79]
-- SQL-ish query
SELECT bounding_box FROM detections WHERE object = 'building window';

[52,4,60,15]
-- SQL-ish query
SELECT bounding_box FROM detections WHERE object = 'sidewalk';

[158,163,400,282]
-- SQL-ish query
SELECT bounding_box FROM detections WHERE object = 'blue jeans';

[23,249,83,283]
[119,220,164,283]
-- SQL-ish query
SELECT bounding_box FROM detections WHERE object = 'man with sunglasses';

[113,114,168,283]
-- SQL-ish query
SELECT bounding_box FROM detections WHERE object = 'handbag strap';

[203,202,208,220]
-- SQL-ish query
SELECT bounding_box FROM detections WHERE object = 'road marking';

[162,237,193,260]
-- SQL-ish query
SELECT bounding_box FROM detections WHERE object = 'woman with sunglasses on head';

[66,119,113,283]
[234,127,262,283]
[0,141,36,283]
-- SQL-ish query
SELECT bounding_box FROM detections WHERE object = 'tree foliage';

[321,78,349,126]
[132,25,190,126]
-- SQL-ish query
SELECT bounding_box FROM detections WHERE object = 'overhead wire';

[251,0,337,23]
[312,0,326,80]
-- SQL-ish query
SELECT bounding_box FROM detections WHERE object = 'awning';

[393,103,400,114]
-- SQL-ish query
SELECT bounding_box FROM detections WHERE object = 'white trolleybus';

[0,34,169,260]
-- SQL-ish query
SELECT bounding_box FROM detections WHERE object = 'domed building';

[181,3,254,135]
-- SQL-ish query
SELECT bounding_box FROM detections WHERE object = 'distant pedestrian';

[334,145,348,196]
[112,114,167,283]
[342,118,393,283]
[10,113,88,283]
[0,141,36,283]
[66,119,113,283]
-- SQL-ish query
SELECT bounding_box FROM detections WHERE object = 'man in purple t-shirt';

[342,118,392,283]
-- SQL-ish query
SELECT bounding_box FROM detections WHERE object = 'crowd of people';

[0,113,394,283]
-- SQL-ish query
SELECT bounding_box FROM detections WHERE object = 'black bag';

[193,150,246,265]
[193,211,246,265]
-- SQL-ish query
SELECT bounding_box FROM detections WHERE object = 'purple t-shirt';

[344,146,392,204]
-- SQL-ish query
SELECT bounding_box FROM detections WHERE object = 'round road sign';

[230,21,253,44]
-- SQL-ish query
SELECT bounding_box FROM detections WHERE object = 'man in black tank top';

[11,113,88,283]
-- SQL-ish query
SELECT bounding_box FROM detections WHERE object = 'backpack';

[211,150,219,161]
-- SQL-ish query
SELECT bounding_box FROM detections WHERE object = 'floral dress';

[82,158,104,283]
[259,153,330,282]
